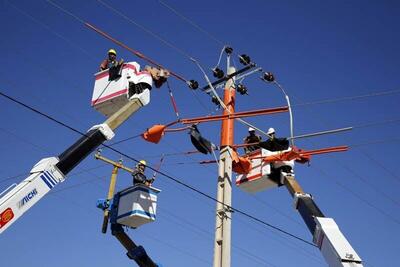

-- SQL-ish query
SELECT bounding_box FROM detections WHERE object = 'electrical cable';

[350,137,400,148]
[158,0,225,46]
[8,1,96,61]
[312,165,400,225]
[0,90,316,247]
[96,0,194,60]
[3,3,328,259]
[108,134,143,147]
[45,0,192,85]
[292,88,400,107]
[95,0,223,117]
[45,0,86,24]
[46,0,216,116]
[2,134,300,267]
[0,102,320,264]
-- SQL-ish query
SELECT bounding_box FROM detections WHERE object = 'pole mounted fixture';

[188,80,199,89]
[212,67,225,79]
[224,46,233,55]
[262,72,275,82]
[239,54,251,65]
[212,95,221,106]
[202,65,255,92]
[236,84,248,95]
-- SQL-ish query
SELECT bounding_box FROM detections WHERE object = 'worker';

[243,127,262,154]
[99,49,124,71]
[144,65,170,88]
[259,127,289,152]
[132,160,153,186]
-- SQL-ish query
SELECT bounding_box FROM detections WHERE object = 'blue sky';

[1,0,399,266]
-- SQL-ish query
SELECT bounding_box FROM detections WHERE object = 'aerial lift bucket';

[112,185,161,229]
[92,62,152,117]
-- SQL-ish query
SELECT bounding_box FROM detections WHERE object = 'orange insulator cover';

[142,124,167,144]
[232,156,252,174]
[231,150,252,174]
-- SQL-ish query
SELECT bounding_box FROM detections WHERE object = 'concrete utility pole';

[213,58,236,267]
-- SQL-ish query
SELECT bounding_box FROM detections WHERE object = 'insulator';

[237,84,248,95]
[212,67,225,79]
[188,80,199,89]
[211,96,220,106]
[239,54,251,65]
[263,72,275,82]
[224,46,233,54]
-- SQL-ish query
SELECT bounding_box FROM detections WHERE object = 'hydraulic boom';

[282,173,363,267]
[0,93,148,234]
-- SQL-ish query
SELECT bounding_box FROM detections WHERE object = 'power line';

[48,191,213,266]
[45,0,85,24]
[158,0,225,46]
[353,118,400,129]
[96,0,193,60]
[293,89,400,107]
[7,1,96,61]
[275,85,400,219]
[312,165,400,225]
[0,90,316,247]
[45,0,216,116]
[350,137,400,148]
[96,0,220,116]
[0,125,302,267]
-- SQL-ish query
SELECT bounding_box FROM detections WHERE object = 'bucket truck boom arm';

[283,174,363,267]
[0,94,149,234]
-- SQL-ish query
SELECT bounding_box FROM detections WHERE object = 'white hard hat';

[267,127,275,135]
[248,127,255,132]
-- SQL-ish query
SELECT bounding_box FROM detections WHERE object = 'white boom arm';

[0,91,149,234]
[0,157,65,233]
[285,174,363,267]
[313,217,362,267]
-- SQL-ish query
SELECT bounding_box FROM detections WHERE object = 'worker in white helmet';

[267,127,276,139]
[132,160,153,186]
[260,127,289,152]
[243,127,262,154]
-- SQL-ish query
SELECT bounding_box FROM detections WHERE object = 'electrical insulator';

[263,72,275,82]
[188,80,199,89]
[239,54,251,65]
[224,46,233,54]
[212,67,225,79]
[211,96,220,106]
[237,84,248,95]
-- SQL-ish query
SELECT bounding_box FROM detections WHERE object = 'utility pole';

[213,57,235,267]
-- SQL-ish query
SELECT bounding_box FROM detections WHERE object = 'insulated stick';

[151,155,165,181]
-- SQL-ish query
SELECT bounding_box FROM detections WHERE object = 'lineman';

[243,127,262,154]
[99,49,124,71]
[132,160,153,186]
[259,127,289,151]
